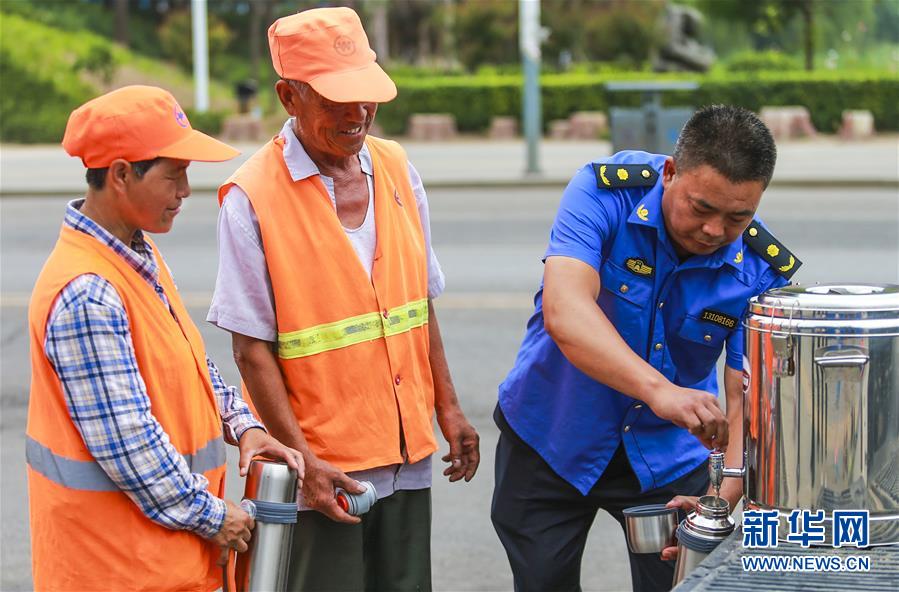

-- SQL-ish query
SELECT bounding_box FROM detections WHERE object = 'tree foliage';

[697,0,818,69]
[453,0,519,71]
[157,9,234,72]
[583,7,657,66]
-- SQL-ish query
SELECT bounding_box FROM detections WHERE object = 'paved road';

[2,136,897,194]
[2,184,898,591]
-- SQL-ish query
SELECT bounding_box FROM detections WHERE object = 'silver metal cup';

[623,504,678,554]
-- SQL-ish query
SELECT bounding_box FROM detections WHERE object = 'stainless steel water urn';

[743,283,899,545]
[235,460,299,592]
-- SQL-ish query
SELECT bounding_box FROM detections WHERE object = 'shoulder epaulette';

[593,163,658,189]
[743,222,801,280]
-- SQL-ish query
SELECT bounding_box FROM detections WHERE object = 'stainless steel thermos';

[672,495,735,587]
[235,460,299,592]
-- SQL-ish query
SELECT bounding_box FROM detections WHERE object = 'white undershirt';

[319,172,377,278]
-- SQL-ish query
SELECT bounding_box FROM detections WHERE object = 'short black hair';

[85,158,161,190]
[673,105,777,187]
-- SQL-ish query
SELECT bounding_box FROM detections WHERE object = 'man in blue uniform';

[492,105,799,592]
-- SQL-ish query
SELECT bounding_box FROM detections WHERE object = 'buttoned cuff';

[189,490,227,539]
[235,424,267,443]
[225,418,266,446]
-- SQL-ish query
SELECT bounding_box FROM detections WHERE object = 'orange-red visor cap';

[268,7,397,104]
[62,85,239,168]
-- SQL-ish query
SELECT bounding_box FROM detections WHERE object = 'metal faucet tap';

[709,449,724,498]
[708,449,744,501]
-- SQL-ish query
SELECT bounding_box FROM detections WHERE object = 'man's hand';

[437,406,480,482]
[660,495,700,561]
[301,453,366,524]
[238,427,305,485]
[645,386,728,449]
[211,499,254,553]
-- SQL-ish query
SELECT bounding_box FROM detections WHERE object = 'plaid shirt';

[43,200,263,538]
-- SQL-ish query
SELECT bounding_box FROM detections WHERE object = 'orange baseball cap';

[268,7,397,104]
[62,85,239,168]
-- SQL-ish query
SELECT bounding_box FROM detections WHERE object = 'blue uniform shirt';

[498,151,788,495]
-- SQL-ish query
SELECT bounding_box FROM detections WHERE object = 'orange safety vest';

[220,135,437,471]
[26,226,226,591]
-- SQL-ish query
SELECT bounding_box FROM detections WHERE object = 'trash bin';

[606,81,698,155]
[236,80,259,114]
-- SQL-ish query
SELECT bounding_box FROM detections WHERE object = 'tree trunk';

[441,0,456,68]
[264,0,279,113]
[417,8,431,66]
[371,1,389,63]
[114,0,129,47]
[802,0,814,71]
[250,0,263,81]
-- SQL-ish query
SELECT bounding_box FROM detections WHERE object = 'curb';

[1,178,896,197]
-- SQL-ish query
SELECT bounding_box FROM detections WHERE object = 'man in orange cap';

[27,85,304,591]
[207,7,479,590]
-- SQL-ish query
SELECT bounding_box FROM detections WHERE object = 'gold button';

[704,334,712,342]
[619,284,629,293]
[749,227,758,237]
[623,425,631,432]
[641,169,651,178]
[654,343,663,351]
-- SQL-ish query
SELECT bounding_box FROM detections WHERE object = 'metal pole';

[519,0,542,175]
[644,90,660,153]
[192,0,209,113]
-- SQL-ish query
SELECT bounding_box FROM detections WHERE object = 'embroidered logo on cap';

[334,35,356,56]
[174,104,188,128]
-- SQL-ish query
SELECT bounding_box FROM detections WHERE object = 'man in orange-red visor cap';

[208,9,480,591]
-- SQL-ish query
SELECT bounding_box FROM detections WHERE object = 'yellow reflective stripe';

[384,298,429,337]
[278,311,384,359]
[278,298,428,359]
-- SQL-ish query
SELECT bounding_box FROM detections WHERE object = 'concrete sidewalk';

[1,135,897,196]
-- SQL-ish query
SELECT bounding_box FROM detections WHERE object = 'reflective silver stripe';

[26,435,226,492]
[26,435,117,491]
[183,437,227,474]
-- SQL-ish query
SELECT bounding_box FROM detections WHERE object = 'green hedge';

[185,108,227,136]
[377,70,899,136]
[721,50,802,73]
